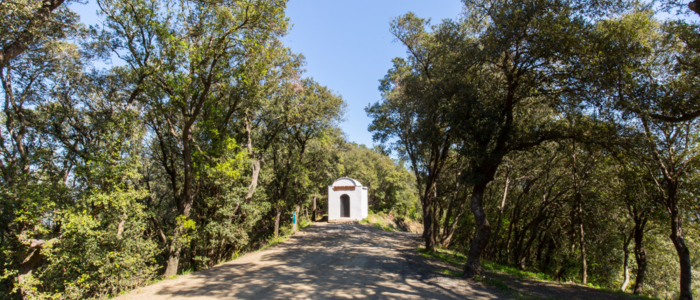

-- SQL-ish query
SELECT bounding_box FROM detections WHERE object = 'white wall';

[327,178,368,221]
[361,187,368,219]
[328,188,363,220]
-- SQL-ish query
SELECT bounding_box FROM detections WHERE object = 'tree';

[381,0,591,277]
[367,13,466,251]
[577,10,698,298]
[266,79,343,238]
[0,37,83,297]
[98,0,288,277]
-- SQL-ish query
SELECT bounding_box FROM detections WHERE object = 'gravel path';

[115,223,505,299]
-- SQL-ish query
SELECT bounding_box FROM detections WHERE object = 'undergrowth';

[417,246,656,300]
[256,218,312,253]
[417,247,468,266]
[360,213,399,232]
[482,260,552,282]
[438,269,464,277]
[359,212,421,233]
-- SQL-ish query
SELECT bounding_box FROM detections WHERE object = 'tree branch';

[0,0,67,66]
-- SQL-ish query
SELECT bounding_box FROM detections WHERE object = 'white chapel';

[328,177,368,221]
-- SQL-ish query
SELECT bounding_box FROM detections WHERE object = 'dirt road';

[116,223,505,299]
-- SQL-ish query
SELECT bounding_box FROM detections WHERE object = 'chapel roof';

[331,177,363,187]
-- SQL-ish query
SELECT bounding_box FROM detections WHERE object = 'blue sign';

[293,212,296,224]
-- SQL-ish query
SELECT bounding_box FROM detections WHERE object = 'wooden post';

[312,192,317,222]
[293,205,300,234]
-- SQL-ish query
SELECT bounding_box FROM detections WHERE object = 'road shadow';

[143,223,505,299]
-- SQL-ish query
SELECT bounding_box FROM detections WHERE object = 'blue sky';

[70,0,464,148]
[282,1,464,147]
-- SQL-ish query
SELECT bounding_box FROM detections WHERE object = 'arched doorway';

[340,194,350,218]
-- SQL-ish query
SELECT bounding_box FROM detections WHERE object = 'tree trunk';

[621,249,630,291]
[640,116,693,300]
[529,217,554,268]
[440,194,467,247]
[464,182,491,278]
[17,237,56,297]
[578,198,587,285]
[244,159,261,202]
[621,230,633,292]
[489,176,510,257]
[542,235,556,272]
[442,187,459,237]
[503,207,518,262]
[423,196,436,252]
[274,206,282,238]
[570,145,587,285]
[534,230,548,266]
[163,240,181,278]
[669,200,693,300]
[633,215,648,294]
[236,116,262,216]
[433,201,442,245]
[164,126,195,278]
[116,214,127,239]
[512,226,526,267]
[421,177,440,252]
[518,214,550,270]
[228,115,262,219]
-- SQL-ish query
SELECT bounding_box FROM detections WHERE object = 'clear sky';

[70,0,464,148]
[282,0,464,148]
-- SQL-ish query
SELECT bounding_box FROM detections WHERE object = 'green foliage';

[417,247,468,267]
[481,261,553,282]
[369,2,700,298]
[212,139,248,179]
[3,154,159,299]
[335,143,420,218]
[439,269,464,277]
[473,276,514,293]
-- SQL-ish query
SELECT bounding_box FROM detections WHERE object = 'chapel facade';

[327,177,368,221]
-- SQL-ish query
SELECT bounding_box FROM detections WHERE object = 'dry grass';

[360,212,423,233]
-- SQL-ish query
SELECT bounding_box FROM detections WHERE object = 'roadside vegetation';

[360,211,423,233]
